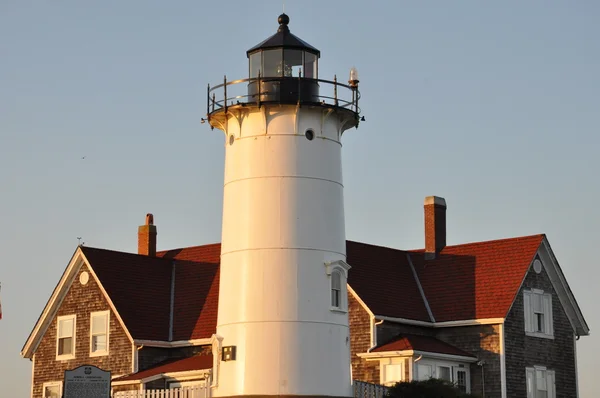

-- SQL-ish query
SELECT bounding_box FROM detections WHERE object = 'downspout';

[477,361,486,398]
[367,318,384,352]
[168,262,176,342]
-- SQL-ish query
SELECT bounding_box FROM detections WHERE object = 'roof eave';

[358,349,477,363]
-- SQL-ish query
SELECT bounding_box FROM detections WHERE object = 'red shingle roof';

[158,244,221,340]
[410,234,544,322]
[346,241,431,321]
[82,236,543,342]
[113,355,213,382]
[81,247,174,341]
[372,334,475,358]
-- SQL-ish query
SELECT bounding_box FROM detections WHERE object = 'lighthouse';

[206,14,361,398]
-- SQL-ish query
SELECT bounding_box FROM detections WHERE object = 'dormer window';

[524,289,553,338]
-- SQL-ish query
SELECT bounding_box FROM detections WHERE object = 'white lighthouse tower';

[206,14,361,398]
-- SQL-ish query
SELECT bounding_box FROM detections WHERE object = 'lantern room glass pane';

[262,49,283,77]
[283,49,303,77]
[303,52,317,78]
[249,52,261,78]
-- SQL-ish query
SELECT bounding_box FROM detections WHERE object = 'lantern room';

[205,13,361,130]
[247,13,319,79]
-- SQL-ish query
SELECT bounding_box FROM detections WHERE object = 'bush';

[386,378,479,398]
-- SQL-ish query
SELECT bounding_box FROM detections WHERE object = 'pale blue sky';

[1,1,598,396]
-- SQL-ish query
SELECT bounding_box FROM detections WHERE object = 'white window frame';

[56,314,76,360]
[379,358,406,386]
[526,366,555,398]
[90,310,110,357]
[324,260,351,313]
[524,289,554,338]
[414,358,471,393]
[43,381,63,398]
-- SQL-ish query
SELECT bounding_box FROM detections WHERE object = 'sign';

[64,365,111,398]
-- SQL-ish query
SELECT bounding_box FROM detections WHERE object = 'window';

[413,359,470,393]
[526,367,555,398]
[56,315,75,359]
[455,368,467,393]
[382,363,404,386]
[331,270,342,309]
[416,364,432,381]
[437,365,451,381]
[90,311,109,356]
[43,382,62,398]
[325,260,350,312]
[524,289,553,338]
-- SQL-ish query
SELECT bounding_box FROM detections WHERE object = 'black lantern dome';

[247,13,320,79]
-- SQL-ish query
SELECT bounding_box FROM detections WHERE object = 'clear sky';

[1,1,598,396]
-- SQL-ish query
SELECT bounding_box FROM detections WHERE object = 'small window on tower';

[331,270,342,309]
[325,260,350,312]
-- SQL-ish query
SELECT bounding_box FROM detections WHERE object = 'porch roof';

[113,355,213,383]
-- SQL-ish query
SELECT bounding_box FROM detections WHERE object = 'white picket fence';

[353,380,389,398]
[114,386,209,398]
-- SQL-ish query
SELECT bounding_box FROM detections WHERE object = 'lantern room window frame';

[248,49,318,79]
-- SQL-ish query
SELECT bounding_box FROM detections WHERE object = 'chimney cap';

[424,196,447,207]
[145,213,154,225]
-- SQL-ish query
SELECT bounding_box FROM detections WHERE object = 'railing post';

[334,75,338,107]
[257,71,262,109]
[223,75,228,114]
[297,69,302,106]
[206,84,210,116]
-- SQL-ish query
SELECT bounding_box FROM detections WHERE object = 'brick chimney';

[138,213,157,256]
[424,196,446,257]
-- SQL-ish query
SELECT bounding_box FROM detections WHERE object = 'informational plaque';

[64,365,111,398]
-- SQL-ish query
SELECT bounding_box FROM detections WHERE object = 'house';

[21,197,589,398]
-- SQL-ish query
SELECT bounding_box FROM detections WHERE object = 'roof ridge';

[156,242,221,255]
[81,246,172,261]
[408,233,546,252]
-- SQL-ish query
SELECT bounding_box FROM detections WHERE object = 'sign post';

[64,365,111,398]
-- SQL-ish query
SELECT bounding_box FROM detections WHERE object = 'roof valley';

[406,253,435,323]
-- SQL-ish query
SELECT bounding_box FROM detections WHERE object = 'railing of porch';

[113,386,209,398]
[353,380,389,398]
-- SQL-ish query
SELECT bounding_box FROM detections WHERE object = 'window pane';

[92,335,107,352]
[536,313,545,333]
[45,385,61,398]
[283,49,303,77]
[250,52,261,78]
[92,314,107,334]
[262,49,283,77]
[303,52,317,78]
[533,293,543,313]
[331,289,340,308]
[438,366,451,381]
[456,370,467,392]
[417,364,432,381]
[384,364,402,383]
[58,337,72,355]
[536,370,547,390]
[58,318,73,338]
[332,271,341,289]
